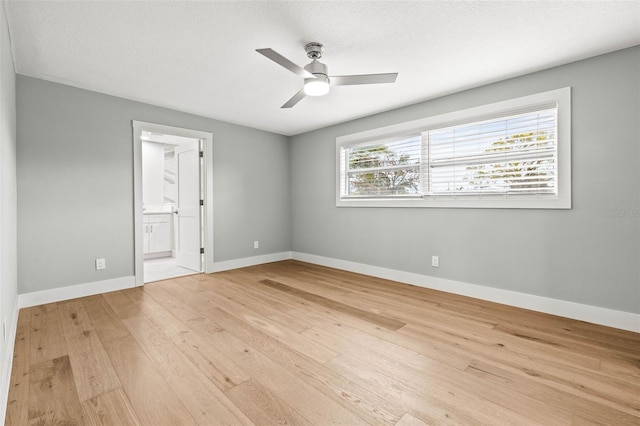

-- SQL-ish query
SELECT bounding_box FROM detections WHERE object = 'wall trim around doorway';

[132,121,214,286]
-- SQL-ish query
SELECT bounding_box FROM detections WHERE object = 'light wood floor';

[5,260,640,425]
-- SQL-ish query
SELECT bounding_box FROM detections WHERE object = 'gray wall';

[12,46,640,316]
[0,1,18,417]
[17,76,291,294]
[291,46,640,314]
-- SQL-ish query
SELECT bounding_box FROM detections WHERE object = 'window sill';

[336,195,570,209]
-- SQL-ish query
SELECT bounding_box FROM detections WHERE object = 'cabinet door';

[148,221,172,253]
[143,224,151,254]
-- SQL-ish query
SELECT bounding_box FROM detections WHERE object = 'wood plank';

[211,328,370,425]
[206,276,314,333]
[494,321,640,364]
[201,305,403,426]
[289,305,473,370]
[600,358,640,386]
[138,286,250,391]
[338,343,573,425]
[101,290,145,320]
[339,287,498,331]
[302,322,470,372]
[240,279,474,370]
[195,288,339,364]
[57,300,122,401]
[399,323,640,415]
[260,278,406,330]
[102,334,197,425]
[249,263,355,299]
[143,282,224,334]
[325,352,491,425]
[29,304,67,365]
[327,352,540,426]
[27,356,83,425]
[122,314,254,425]
[388,303,603,372]
[5,314,31,426]
[395,413,430,426]
[80,294,130,343]
[466,360,639,425]
[225,379,312,426]
[212,272,307,313]
[249,265,499,341]
[121,286,147,304]
[80,388,141,426]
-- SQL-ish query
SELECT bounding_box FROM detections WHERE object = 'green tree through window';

[462,131,555,193]
[348,144,420,196]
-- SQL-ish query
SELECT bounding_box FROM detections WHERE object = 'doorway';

[132,121,214,286]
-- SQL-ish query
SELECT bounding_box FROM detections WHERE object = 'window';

[342,134,422,198]
[337,87,571,208]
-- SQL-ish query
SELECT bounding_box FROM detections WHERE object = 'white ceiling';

[5,1,640,136]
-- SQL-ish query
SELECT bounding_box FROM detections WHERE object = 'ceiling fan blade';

[330,73,398,86]
[256,48,316,79]
[281,88,306,108]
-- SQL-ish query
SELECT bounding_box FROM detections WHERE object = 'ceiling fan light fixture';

[256,42,398,108]
[304,75,330,96]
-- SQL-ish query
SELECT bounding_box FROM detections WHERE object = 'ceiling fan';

[256,42,398,108]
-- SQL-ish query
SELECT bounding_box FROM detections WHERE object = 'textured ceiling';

[5,1,640,136]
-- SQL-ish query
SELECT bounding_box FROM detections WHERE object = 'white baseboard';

[210,251,292,273]
[292,252,640,333]
[0,299,19,424]
[12,253,640,332]
[18,276,136,308]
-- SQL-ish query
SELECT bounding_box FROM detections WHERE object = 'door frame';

[132,120,214,286]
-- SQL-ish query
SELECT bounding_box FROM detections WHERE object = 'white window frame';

[336,87,571,209]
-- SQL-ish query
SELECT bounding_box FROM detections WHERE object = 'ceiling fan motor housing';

[303,58,330,96]
[304,60,328,78]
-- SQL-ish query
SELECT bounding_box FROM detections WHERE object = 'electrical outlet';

[253,240,259,249]
[431,256,440,268]
[95,258,106,270]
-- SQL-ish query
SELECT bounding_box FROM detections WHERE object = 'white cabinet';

[143,214,172,256]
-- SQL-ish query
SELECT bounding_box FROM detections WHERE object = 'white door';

[175,141,202,272]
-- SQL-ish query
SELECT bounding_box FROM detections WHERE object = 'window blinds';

[428,108,557,196]
[342,107,558,198]
[344,135,422,198]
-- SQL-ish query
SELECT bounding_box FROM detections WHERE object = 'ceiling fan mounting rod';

[305,42,324,60]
